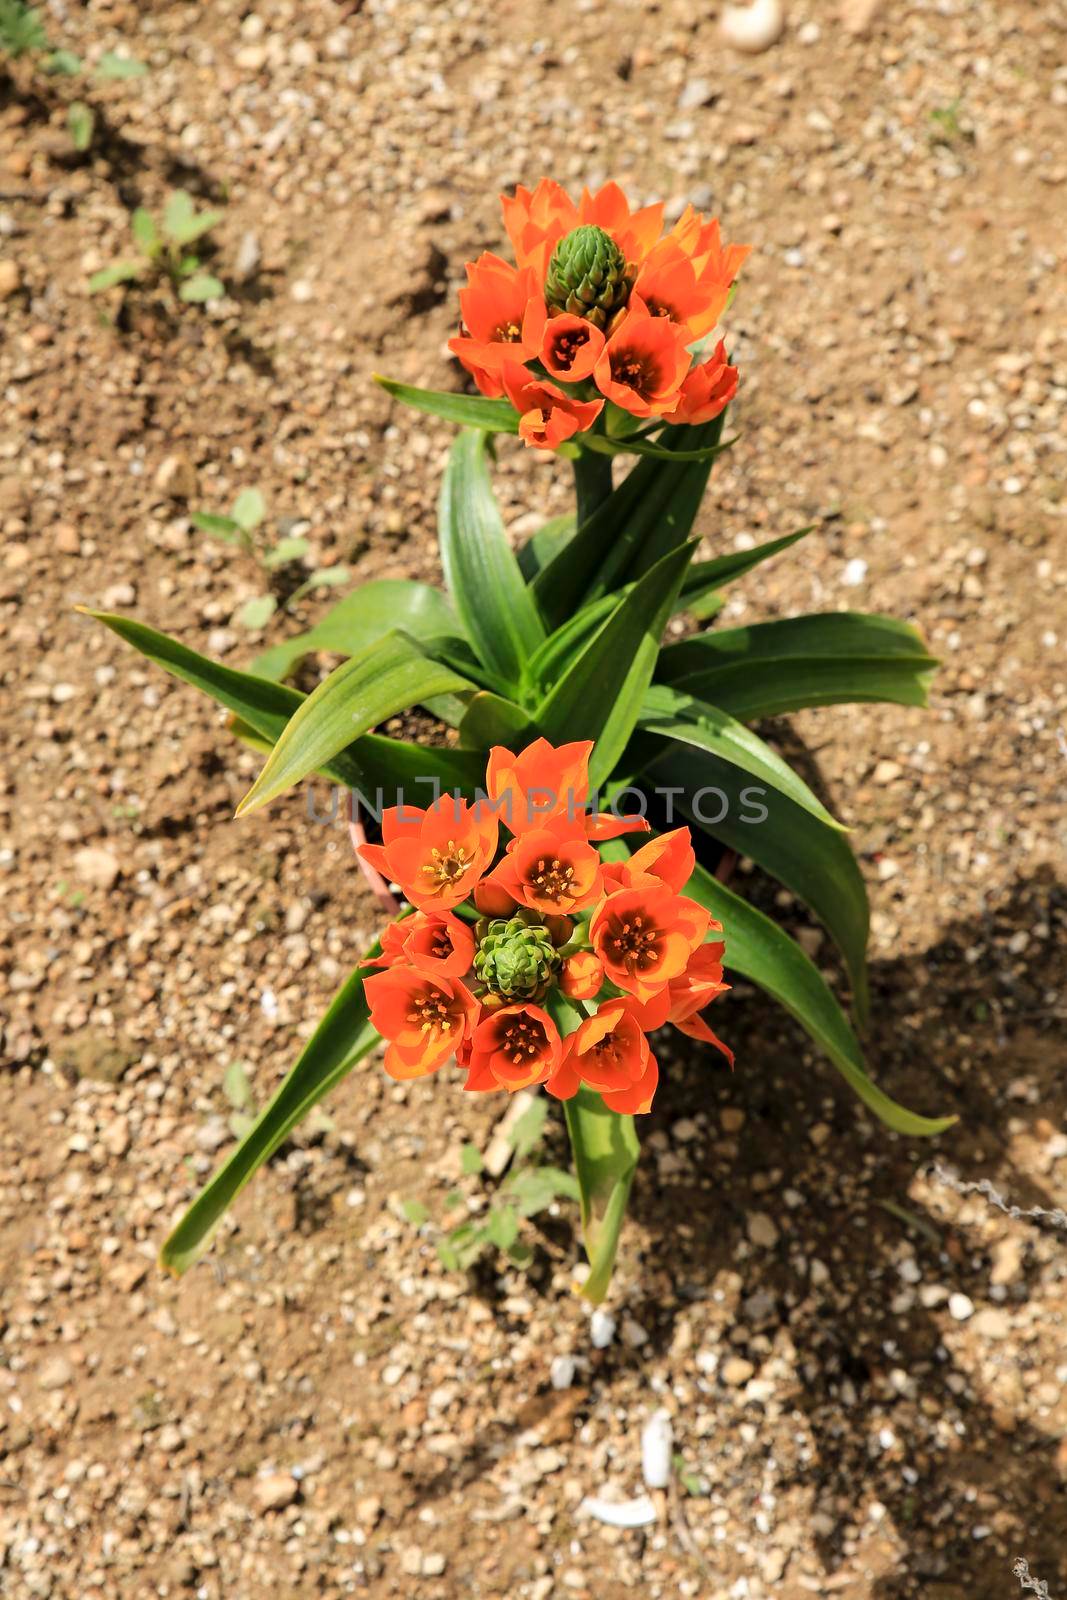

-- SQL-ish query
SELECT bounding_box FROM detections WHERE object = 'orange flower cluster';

[362,739,732,1114]
[449,180,748,450]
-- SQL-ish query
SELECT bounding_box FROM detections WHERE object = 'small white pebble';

[948,1293,974,1322]
[550,1355,575,1390]
[842,557,868,587]
[590,1309,616,1349]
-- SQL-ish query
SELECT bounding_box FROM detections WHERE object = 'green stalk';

[572,449,614,529]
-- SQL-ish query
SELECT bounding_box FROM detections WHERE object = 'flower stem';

[572,449,614,528]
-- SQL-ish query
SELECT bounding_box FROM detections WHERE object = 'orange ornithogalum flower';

[464,1002,563,1093]
[489,817,604,917]
[365,966,479,1081]
[560,949,604,1001]
[371,911,476,978]
[629,942,733,1064]
[502,178,579,278]
[486,737,593,834]
[668,207,752,298]
[540,313,605,382]
[358,796,497,913]
[578,181,665,269]
[547,1000,659,1114]
[593,301,692,418]
[447,255,547,398]
[501,362,604,451]
[633,239,727,341]
[665,341,739,426]
[590,879,711,1002]
[601,827,697,895]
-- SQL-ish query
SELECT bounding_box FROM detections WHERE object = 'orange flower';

[664,341,739,426]
[488,816,604,916]
[464,1002,562,1092]
[365,966,479,1081]
[448,254,547,395]
[546,1000,659,1114]
[540,313,605,382]
[628,943,733,1064]
[560,949,604,1001]
[486,737,593,835]
[358,796,497,913]
[501,362,604,451]
[578,181,665,268]
[593,301,691,418]
[371,911,475,978]
[501,178,579,279]
[668,207,751,296]
[590,879,710,1002]
[632,239,726,341]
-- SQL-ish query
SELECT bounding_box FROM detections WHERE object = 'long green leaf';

[678,527,814,618]
[685,865,954,1136]
[457,690,533,750]
[236,633,473,816]
[579,430,735,464]
[439,431,546,685]
[376,376,519,433]
[636,685,845,829]
[658,612,939,719]
[531,454,663,627]
[535,542,696,788]
[647,739,871,1022]
[161,955,383,1274]
[517,512,577,582]
[251,579,464,682]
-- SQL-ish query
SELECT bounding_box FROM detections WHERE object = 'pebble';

[254,1471,299,1512]
[154,454,197,500]
[720,0,785,53]
[722,1357,756,1386]
[550,1355,576,1390]
[948,1293,975,1322]
[0,258,20,298]
[38,1355,75,1391]
[590,1310,616,1349]
[747,1213,779,1248]
[842,557,868,586]
[73,846,120,889]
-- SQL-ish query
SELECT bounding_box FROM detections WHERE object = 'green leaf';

[522,591,621,697]
[685,863,955,1136]
[88,260,142,293]
[678,527,814,617]
[461,1143,484,1176]
[230,487,265,533]
[179,272,224,304]
[82,609,486,807]
[67,101,94,152]
[506,1166,579,1217]
[95,50,148,79]
[507,1096,548,1159]
[439,430,546,686]
[402,1199,429,1227]
[191,511,242,542]
[536,541,696,788]
[376,375,519,433]
[262,536,309,569]
[45,48,82,74]
[456,689,532,751]
[0,0,47,55]
[303,567,348,589]
[250,579,463,682]
[485,1206,520,1250]
[636,685,845,830]
[565,1089,640,1304]
[531,455,662,629]
[235,594,277,631]
[222,1061,255,1112]
[578,430,736,464]
[235,633,474,816]
[163,189,222,247]
[131,208,159,256]
[658,612,939,719]
[160,955,383,1274]
[645,736,871,1022]
[517,512,576,583]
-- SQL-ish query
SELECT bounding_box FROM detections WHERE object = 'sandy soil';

[1,0,1066,1595]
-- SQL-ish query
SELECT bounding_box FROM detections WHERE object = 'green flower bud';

[544,225,636,330]
[473,917,562,1002]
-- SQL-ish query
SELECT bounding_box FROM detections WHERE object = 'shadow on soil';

[623,862,1067,1599]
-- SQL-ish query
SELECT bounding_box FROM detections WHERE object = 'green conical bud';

[473,917,562,1003]
[544,225,636,330]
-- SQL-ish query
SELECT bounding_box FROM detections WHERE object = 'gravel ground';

[1,0,1065,1595]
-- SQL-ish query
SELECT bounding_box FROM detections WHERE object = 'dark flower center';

[607,913,660,971]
